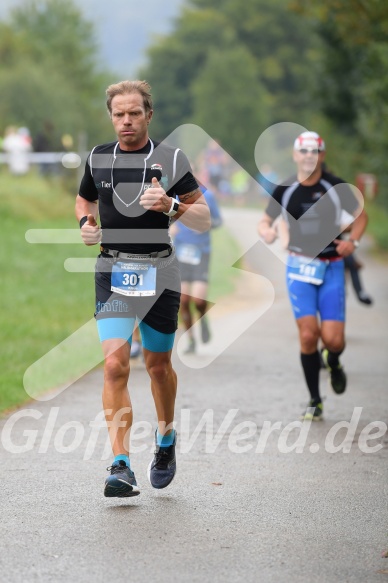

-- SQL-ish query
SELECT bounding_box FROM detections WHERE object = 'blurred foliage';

[140,0,321,175]
[1,0,387,223]
[141,9,237,143]
[365,201,388,252]
[141,0,388,218]
[191,45,270,172]
[191,0,321,122]
[0,168,241,411]
[0,168,98,412]
[291,0,388,45]
[291,0,388,211]
[365,201,388,251]
[0,0,114,150]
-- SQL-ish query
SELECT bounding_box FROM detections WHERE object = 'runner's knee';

[146,360,171,384]
[322,336,344,353]
[104,353,130,383]
[194,298,207,312]
[299,327,319,351]
[180,294,191,309]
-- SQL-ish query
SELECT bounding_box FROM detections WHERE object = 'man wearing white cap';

[258,131,368,420]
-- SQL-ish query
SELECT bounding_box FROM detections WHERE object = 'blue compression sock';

[114,454,130,467]
[156,429,176,448]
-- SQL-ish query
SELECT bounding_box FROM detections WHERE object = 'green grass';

[365,201,388,252]
[0,170,240,413]
[208,224,242,300]
[0,170,99,413]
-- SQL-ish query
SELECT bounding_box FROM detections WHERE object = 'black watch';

[79,216,88,228]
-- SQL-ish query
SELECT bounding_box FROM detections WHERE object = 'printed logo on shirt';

[95,181,112,189]
[160,175,169,190]
[150,163,169,190]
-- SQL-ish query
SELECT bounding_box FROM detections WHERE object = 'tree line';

[140,0,388,209]
[0,0,113,152]
[1,0,387,211]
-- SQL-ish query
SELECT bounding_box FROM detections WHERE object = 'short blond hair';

[106,80,153,115]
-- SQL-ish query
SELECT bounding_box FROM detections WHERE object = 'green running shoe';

[300,400,323,422]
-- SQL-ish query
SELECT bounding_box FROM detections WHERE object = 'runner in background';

[129,326,142,359]
[341,210,373,305]
[201,138,230,199]
[276,210,373,307]
[258,131,368,421]
[3,126,32,175]
[171,176,222,354]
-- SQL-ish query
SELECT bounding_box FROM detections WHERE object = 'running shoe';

[319,348,326,369]
[104,460,140,498]
[148,431,177,489]
[130,340,142,359]
[184,338,196,354]
[300,400,323,422]
[200,316,211,343]
[321,348,347,394]
[357,291,373,306]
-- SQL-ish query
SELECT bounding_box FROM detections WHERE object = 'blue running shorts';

[95,253,180,352]
[286,258,345,321]
[97,318,175,352]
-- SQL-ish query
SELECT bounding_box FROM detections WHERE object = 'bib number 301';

[123,273,143,286]
[111,262,157,296]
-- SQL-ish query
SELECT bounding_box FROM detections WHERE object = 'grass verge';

[0,170,240,414]
[365,201,388,252]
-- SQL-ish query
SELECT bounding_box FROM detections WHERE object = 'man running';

[258,131,368,420]
[75,80,210,496]
[172,184,222,354]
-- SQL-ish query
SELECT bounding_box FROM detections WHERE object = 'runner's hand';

[334,238,355,257]
[81,214,101,246]
[261,227,278,244]
[139,177,170,213]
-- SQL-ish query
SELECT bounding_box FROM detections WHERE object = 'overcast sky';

[0,0,186,76]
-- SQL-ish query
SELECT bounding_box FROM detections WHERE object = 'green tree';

[9,0,101,98]
[0,0,113,149]
[192,46,270,173]
[191,0,321,123]
[0,61,83,144]
[142,7,236,139]
[291,0,388,208]
[141,0,321,173]
[291,0,388,46]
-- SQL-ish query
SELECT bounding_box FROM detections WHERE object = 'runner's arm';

[75,195,101,246]
[75,194,98,223]
[175,188,211,232]
[140,180,211,232]
[335,208,368,257]
[348,208,368,243]
[258,212,278,244]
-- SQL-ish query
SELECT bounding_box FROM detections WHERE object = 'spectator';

[3,126,32,175]
[171,184,222,354]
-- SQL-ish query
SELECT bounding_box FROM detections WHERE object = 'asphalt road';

[1,207,387,583]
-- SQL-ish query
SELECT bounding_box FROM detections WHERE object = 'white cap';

[294,131,325,151]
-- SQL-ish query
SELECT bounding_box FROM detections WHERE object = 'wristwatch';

[163,198,180,217]
[349,238,360,248]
